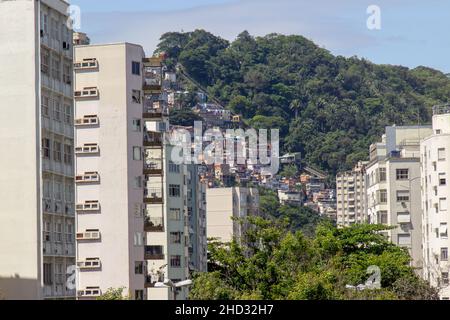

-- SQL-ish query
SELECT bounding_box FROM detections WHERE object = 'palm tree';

[290,99,301,119]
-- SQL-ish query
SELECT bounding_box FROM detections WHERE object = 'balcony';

[144,133,163,147]
[144,188,163,204]
[144,160,163,175]
[144,246,165,260]
[145,274,164,288]
[144,216,164,232]
[143,101,168,119]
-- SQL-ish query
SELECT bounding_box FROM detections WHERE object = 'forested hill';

[155,30,450,175]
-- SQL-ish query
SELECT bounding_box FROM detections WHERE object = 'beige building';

[336,161,368,227]
[366,126,432,272]
[421,104,450,299]
[0,0,76,300]
[74,44,197,300]
[206,187,259,243]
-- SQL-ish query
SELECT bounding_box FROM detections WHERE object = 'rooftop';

[433,103,450,116]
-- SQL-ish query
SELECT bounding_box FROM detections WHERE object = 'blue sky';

[69,0,450,73]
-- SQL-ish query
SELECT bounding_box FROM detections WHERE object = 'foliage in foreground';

[96,287,130,300]
[190,218,438,300]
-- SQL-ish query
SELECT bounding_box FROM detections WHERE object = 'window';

[41,49,50,75]
[170,232,182,244]
[132,90,141,103]
[64,144,72,165]
[63,64,71,85]
[52,57,61,80]
[132,61,141,75]
[66,223,74,243]
[396,169,409,180]
[440,223,448,239]
[135,290,144,301]
[133,147,142,161]
[438,148,446,161]
[64,104,72,124]
[379,168,386,182]
[440,198,448,211]
[53,98,61,121]
[170,255,181,268]
[169,208,181,221]
[169,161,180,173]
[378,190,387,204]
[41,94,50,117]
[145,245,164,257]
[134,232,144,246]
[398,234,411,246]
[439,173,447,186]
[134,176,142,189]
[42,13,48,35]
[443,273,449,286]
[51,18,59,41]
[378,211,388,224]
[43,263,52,285]
[132,119,141,132]
[397,190,410,202]
[134,262,144,274]
[53,141,62,162]
[42,138,51,159]
[169,184,181,197]
[441,248,448,261]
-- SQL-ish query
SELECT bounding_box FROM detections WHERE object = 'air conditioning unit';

[75,172,100,184]
[78,287,101,298]
[76,201,100,212]
[76,230,101,241]
[74,87,99,99]
[75,144,99,154]
[77,258,102,270]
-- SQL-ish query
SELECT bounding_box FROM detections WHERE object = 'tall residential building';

[421,104,450,299]
[74,44,195,300]
[336,161,368,227]
[0,0,75,300]
[74,43,147,300]
[206,187,260,243]
[366,126,432,272]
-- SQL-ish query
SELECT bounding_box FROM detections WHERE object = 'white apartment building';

[421,104,450,299]
[74,45,196,300]
[206,187,259,243]
[336,161,368,227]
[366,126,432,272]
[0,0,75,300]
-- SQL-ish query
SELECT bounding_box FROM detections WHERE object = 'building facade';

[206,187,260,243]
[0,0,75,300]
[421,104,450,299]
[336,161,368,227]
[366,126,432,272]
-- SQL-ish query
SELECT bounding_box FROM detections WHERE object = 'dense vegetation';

[190,218,438,300]
[156,30,450,175]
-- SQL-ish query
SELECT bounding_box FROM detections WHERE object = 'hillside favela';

[1,0,450,308]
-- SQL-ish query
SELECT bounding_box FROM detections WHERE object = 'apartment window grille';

[53,98,61,121]
[42,138,51,159]
[438,148,446,161]
[41,95,50,117]
[133,147,142,161]
[63,64,71,85]
[170,255,181,268]
[53,141,62,162]
[132,119,141,132]
[132,61,141,75]
[379,168,387,182]
[135,262,144,274]
[378,190,387,204]
[441,248,449,261]
[41,49,50,75]
[42,14,48,35]
[396,191,410,202]
[64,104,72,124]
[66,223,74,243]
[169,184,181,197]
[64,144,72,165]
[134,232,144,247]
[170,232,182,244]
[169,208,182,221]
[169,162,181,173]
[51,18,59,41]
[396,169,409,181]
[43,263,52,285]
[52,57,61,80]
